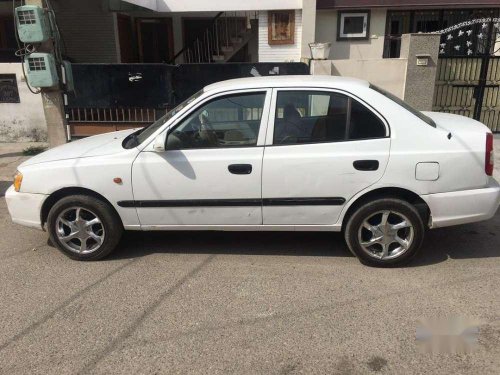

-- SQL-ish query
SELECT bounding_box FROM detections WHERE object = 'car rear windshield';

[370,84,436,128]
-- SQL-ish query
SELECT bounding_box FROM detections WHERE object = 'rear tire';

[47,195,123,261]
[344,198,425,267]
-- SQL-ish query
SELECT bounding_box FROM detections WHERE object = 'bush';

[23,145,47,156]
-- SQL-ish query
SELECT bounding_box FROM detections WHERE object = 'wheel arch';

[40,187,122,228]
[340,186,431,231]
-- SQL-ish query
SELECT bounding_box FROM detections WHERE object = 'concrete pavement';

[0,140,499,374]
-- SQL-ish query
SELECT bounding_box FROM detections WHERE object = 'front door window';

[167,92,266,149]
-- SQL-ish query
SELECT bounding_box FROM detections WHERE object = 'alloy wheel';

[357,210,414,260]
[56,206,105,254]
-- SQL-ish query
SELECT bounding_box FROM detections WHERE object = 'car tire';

[47,195,123,261]
[344,198,425,267]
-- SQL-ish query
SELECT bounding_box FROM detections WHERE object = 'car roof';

[203,75,370,92]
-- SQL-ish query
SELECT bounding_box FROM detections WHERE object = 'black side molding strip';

[263,197,346,206]
[117,197,346,208]
[118,199,261,208]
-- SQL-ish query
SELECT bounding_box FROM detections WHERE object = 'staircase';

[170,12,258,64]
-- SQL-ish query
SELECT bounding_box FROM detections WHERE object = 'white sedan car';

[6,76,500,266]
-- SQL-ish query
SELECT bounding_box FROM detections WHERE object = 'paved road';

[0,141,499,374]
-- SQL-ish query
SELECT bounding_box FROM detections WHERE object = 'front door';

[262,89,390,225]
[136,18,174,63]
[132,90,271,227]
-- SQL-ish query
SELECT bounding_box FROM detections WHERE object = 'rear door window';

[273,91,349,144]
[273,90,386,145]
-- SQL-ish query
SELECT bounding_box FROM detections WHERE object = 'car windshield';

[370,84,436,128]
[123,90,204,148]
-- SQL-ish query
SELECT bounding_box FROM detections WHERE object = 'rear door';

[262,88,390,225]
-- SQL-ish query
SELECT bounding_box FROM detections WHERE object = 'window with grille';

[0,74,20,103]
[383,8,500,58]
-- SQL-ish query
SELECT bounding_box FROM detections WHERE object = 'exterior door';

[132,90,271,227]
[262,89,390,225]
[136,18,174,63]
[117,14,135,63]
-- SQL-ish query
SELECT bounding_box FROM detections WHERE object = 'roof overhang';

[122,0,302,12]
[122,0,158,11]
[317,0,500,9]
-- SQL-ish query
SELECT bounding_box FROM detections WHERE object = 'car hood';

[20,129,138,167]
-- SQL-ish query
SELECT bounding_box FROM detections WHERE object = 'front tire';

[344,198,425,267]
[47,195,123,261]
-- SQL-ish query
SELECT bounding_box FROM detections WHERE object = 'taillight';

[485,133,494,176]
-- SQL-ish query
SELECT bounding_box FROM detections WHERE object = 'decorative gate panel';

[433,57,481,119]
[432,17,500,132]
[480,58,500,132]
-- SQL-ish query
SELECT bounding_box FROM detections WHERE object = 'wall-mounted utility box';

[61,60,74,92]
[25,53,59,88]
[15,5,51,43]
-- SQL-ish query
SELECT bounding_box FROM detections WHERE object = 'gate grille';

[433,57,500,132]
[432,17,500,132]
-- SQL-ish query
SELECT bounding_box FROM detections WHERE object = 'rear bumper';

[423,178,500,228]
[5,185,48,230]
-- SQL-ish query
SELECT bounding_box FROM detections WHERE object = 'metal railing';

[169,11,257,64]
[68,107,162,123]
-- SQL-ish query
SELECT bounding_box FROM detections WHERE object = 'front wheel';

[47,195,123,261]
[344,198,425,267]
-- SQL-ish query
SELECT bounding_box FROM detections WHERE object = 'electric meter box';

[25,53,59,88]
[15,5,51,43]
[62,60,75,92]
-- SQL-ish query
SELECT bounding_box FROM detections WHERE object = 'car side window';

[166,92,266,150]
[274,91,348,145]
[273,90,386,145]
[349,100,386,140]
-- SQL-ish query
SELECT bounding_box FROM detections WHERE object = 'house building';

[0,0,499,142]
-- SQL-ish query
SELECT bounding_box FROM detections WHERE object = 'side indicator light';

[13,171,23,192]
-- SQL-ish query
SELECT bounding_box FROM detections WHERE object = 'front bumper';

[423,177,500,228]
[5,185,48,230]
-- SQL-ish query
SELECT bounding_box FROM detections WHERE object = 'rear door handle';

[353,160,379,171]
[228,164,252,175]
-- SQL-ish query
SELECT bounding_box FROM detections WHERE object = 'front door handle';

[353,160,379,171]
[228,164,252,175]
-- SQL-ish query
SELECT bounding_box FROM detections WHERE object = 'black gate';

[433,18,500,132]
[66,62,309,136]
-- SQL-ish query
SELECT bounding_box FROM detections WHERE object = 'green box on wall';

[25,53,59,88]
[15,5,51,43]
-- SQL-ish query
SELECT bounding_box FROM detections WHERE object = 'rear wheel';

[47,195,123,261]
[344,198,425,267]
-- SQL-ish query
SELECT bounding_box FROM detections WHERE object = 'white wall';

[258,10,302,63]
[315,9,387,60]
[333,59,406,98]
[0,64,47,142]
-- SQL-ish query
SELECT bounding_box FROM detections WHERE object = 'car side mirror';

[153,132,167,152]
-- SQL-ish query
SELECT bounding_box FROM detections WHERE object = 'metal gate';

[66,62,309,137]
[432,18,500,132]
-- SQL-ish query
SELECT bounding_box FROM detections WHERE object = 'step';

[212,55,225,62]
[221,45,234,53]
